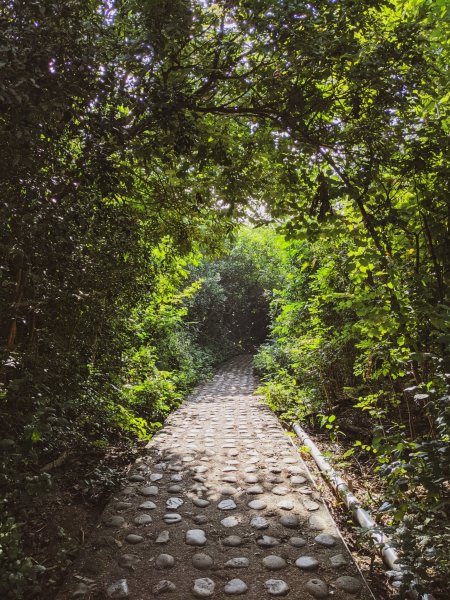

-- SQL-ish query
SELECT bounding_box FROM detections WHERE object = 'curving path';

[60,356,372,599]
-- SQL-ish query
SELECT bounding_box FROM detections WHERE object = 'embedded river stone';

[250,516,269,529]
[263,555,287,570]
[279,514,299,529]
[104,515,125,528]
[193,498,210,508]
[166,497,183,510]
[163,513,182,524]
[222,535,243,547]
[335,576,362,594]
[129,474,145,482]
[247,500,266,510]
[264,579,290,596]
[156,554,175,569]
[224,578,248,595]
[124,534,144,545]
[150,473,163,482]
[305,578,329,599]
[139,501,157,510]
[218,499,237,510]
[289,536,307,547]
[155,530,170,544]
[186,529,207,546]
[107,578,129,598]
[330,554,347,567]
[139,486,158,496]
[153,580,176,594]
[314,533,337,547]
[247,485,264,495]
[225,557,250,568]
[257,535,280,548]
[295,556,319,571]
[192,553,214,570]
[221,516,239,527]
[133,514,152,526]
[193,577,215,598]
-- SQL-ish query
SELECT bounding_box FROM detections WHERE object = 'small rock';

[272,486,289,496]
[139,486,158,496]
[329,554,347,568]
[244,475,259,483]
[279,515,299,529]
[107,579,129,598]
[193,515,208,525]
[192,553,214,570]
[115,502,133,511]
[129,474,145,482]
[163,513,182,524]
[264,579,290,596]
[295,556,319,571]
[221,486,238,495]
[166,497,183,510]
[193,498,210,508]
[221,516,239,528]
[150,473,163,482]
[303,499,320,511]
[247,485,264,495]
[156,554,175,568]
[139,501,157,510]
[305,579,328,599]
[289,537,306,547]
[263,556,287,570]
[256,536,280,548]
[309,515,326,530]
[277,500,294,511]
[186,529,207,546]
[334,576,362,594]
[155,530,170,544]
[225,557,249,568]
[247,500,266,510]
[314,533,337,547]
[290,476,307,485]
[167,485,182,493]
[125,534,144,545]
[133,514,152,526]
[222,535,243,547]
[224,578,248,595]
[153,580,176,594]
[218,499,237,511]
[193,577,215,598]
[171,473,183,482]
[251,516,269,530]
[104,516,125,528]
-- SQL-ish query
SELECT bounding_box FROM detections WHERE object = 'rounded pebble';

[289,537,306,547]
[193,577,215,598]
[186,529,207,546]
[163,513,182,524]
[251,516,269,529]
[156,530,169,544]
[221,516,239,528]
[156,553,175,568]
[257,536,280,548]
[153,580,176,594]
[305,579,329,598]
[330,554,347,567]
[225,557,249,568]
[263,555,287,570]
[133,514,152,526]
[223,535,243,547]
[125,534,144,544]
[107,578,129,598]
[264,579,290,596]
[139,501,157,510]
[279,515,299,529]
[218,499,237,511]
[295,556,319,570]
[314,533,337,547]
[334,576,362,594]
[166,497,183,510]
[192,553,214,570]
[193,498,210,508]
[224,578,248,595]
[104,516,125,528]
[139,486,158,496]
[248,500,266,510]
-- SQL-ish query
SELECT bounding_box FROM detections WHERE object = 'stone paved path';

[61,356,372,599]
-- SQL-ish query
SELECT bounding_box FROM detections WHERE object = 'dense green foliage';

[1,0,449,598]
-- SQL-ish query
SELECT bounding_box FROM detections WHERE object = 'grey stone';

[139,485,158,496]
[289,537,306,547]
[279,515,299,529]
[264,579,290,596]
[222,535,243,547]
[256,536,280,548]
[290,476,307,485]
[303,499,320,511]
[166,497,183,510]
[225,557,249,568]
[156,554,175,568]
[107,579,129,598]
[186,529,207,546]
[263,556,287,570]
[272,486,289,496]
[129,474,145,482]
[251,516,269,530]
[277,500,294,511]
[150,473,163,482]
[224,578,248,595]
[167,484,182,493]
[247,485,264,495]
[247,500,266,510]
[104,516,125,528]
[309,515,326,530]
[155,530,170,544]
[314,533,337,547]
[193,578,215,598]
[125,534,144,544]
[192,553,214,570]
[115,502,133,511]
[222,475,238,483]
[163,513,182,524]
[133,514,152,526]
[244,475,259,484]
[305,579,328,599]
[218,499,236,511]
[193,515,208,525]
[295,556,319,571]
[329,554,347,568]
[139,501,157,510]
[171,474,182,482]
[334,576,362,594]
[221,516,239,527]
[153,580,176,594]
[193,498,210,508]
[221,486,238,495]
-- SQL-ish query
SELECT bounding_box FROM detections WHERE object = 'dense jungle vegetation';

[1,0,449,598]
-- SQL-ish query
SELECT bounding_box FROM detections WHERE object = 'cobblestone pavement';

[60,356,372,599]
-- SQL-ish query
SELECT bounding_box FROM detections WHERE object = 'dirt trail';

[59,355,372,599]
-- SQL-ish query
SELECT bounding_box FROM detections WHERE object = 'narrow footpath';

[60,356,372,599]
